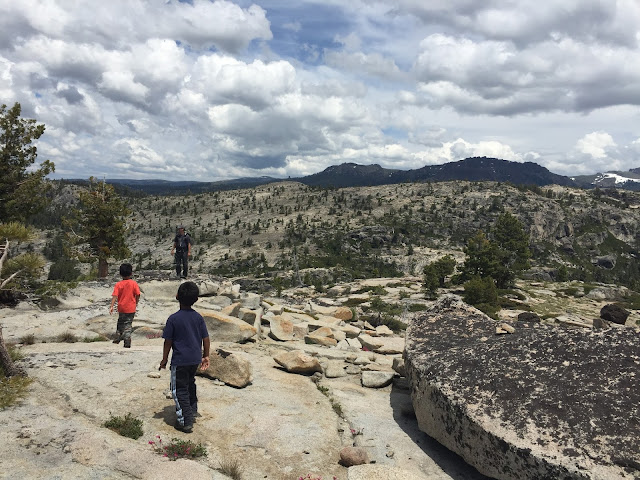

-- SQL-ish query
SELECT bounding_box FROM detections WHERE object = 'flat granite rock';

[404,295,640,480]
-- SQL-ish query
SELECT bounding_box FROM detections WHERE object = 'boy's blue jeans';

[170,364,198,427]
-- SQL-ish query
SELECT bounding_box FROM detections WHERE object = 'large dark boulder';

[600,304,630,325]
[404,295,640,480]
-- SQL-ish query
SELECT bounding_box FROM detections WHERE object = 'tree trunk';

[0,324,27,377]
[98,258,109,278]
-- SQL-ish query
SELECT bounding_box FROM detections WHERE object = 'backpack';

[175,232,191,251]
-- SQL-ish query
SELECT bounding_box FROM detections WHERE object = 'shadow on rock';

[389,379,494,480]
[153,405,177,427]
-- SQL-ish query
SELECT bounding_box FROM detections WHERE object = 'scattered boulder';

[361,371,394,388]
[339,446,369,467]
[201,311,257,343]
[600,303,630,325]
[586,285,629,301]
[594,255,616,269]
[194,279,220,296]
[324,361,347,378]
[239,292,262,309]
[517,312,540,323]
[392,357,406,377]
[268,316,294,341]
[374,337,404,355]
[305,333,338,347]
[404,295,640,480]
[375,325,394,337]
[203,348,253,388]
[221,302,241,317]
[273,350,323,375]
[266,303,284,315]
[199,295,232,308]
[358,334,384,351]
[592,317,610,329]
[305,326,338,347]
[333,306,353,321]
[238,307,258,325]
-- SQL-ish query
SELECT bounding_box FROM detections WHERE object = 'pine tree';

[0,103,55,221]
[68,178,131,278]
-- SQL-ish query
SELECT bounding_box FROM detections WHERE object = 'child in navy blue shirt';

[159,281,210,433]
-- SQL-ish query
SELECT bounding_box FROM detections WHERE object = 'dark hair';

[177,281,199,306]
[119,263,133,277]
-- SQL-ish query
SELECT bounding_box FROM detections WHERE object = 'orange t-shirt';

[112,279,141,313]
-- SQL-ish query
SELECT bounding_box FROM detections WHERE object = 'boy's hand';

[159,359,168,371]
[109,305,114,315]
[199,356,209,371]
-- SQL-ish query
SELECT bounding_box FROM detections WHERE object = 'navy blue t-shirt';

[162,308,209,366]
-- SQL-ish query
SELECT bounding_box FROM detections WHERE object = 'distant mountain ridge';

[573,170,640,191]
[299,157,575,188]
[84,157,640,194]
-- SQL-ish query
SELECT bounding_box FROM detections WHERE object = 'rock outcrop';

[404,295,640,480]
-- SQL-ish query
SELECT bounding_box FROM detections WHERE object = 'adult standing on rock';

[171,225,191,279]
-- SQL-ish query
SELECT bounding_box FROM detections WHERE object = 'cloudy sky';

[2,0,640,181]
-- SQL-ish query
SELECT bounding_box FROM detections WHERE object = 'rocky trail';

[0,277,490,480]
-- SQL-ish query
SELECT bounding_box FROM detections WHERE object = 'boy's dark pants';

[115,313,134,347]
[170,364,199,427]
[174,251,188,277]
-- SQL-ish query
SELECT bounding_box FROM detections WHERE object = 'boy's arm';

[109,295,117,314]
[199,337,210,370]
[159,339,172,370]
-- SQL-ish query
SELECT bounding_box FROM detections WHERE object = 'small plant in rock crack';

[218,455,243,479]
[150,435,207,461]
[103,412,143,439]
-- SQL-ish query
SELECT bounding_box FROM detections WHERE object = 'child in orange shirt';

[109,263,141,348]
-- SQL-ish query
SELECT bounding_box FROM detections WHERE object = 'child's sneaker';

[123,339,131,348]
[174,422,193,433]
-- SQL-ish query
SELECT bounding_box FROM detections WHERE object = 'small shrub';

[380,316,405,333]
[83,335,108,343]
[342,297,367,307]
[408,303,427,312]
[57,331,78,343]
[218,456,243,480]
[20,334,35,345]
[330,397,343,417]
[0,376,32,409]
[561,287,579,297]
[103,413,143,439]
[150,436,207,461]
[0,343,31,408]
[619,293,640,310]
[316,385,329,396]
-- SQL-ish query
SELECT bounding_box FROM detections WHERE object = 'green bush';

[48,258,81,281]
[463,276,498,306]
[57,331,78,343]
[0,344,32,409]
[150,436,207,461]
[0,376,32,409]
[103,413,143,439]
[19,333,35,345]
[408,303,427,312]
